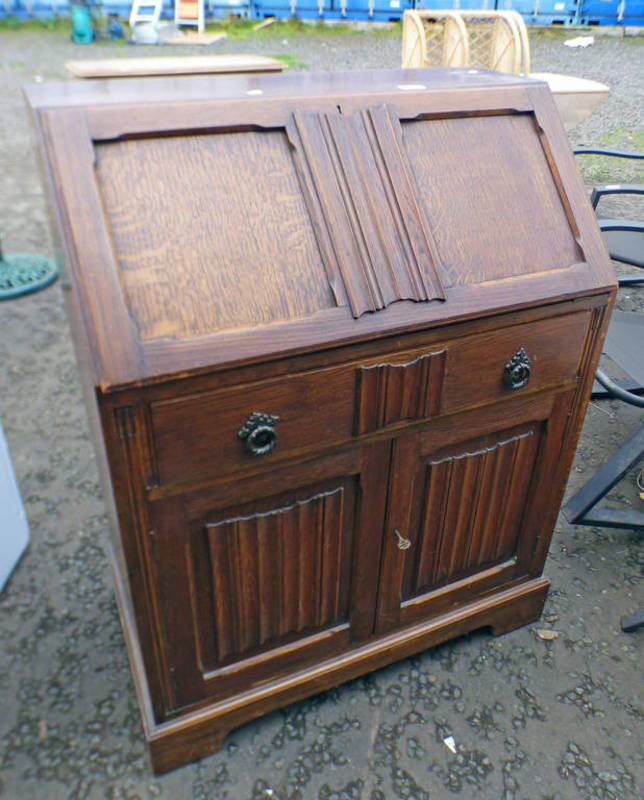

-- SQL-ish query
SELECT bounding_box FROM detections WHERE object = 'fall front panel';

[94,131,336,340]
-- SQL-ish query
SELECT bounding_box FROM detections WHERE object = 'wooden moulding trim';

[132,266,613,393]
[38,107,142,388]
[525,85,616,290]
[400,558,517,611]
[201,622,350,682]
[528,94,587,264]
[142,577,549,767]
[287,105,445,318]
[85,85,536,142]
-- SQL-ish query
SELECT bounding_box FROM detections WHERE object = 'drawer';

[441,310,590,413]
[148,310,590,487]
[149,367,356,486]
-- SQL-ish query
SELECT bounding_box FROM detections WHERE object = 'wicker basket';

[402,9,531,75]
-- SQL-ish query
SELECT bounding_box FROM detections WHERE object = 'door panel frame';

[147,440,391,712]
[375,391,572,634]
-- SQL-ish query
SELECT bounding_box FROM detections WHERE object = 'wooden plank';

[65,54,286,79]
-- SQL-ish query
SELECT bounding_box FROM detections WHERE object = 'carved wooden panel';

[287,105,445,318]
[402,426,540,601]
[355,349,446,435]
[204,487,348,664]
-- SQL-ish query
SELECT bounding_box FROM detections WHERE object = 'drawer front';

[149,310,590,487]
[441,310,590,413]
[150,367,356,486]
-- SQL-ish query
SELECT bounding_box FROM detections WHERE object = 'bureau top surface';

[27,67,532,108]
[28,68,614,392]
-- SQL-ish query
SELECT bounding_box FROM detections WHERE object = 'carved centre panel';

[402,426,541,602]
[355,349,447,434]
[201,487,350,666]
[287,105,446,317]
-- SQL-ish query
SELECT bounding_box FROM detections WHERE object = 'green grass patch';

[206,16,400,40]
[0,14,70,32]
[270,52,308,70]
[601,128,644,152]
[1,13,401,40]
[527,25,583,39]
[576,128,644,185]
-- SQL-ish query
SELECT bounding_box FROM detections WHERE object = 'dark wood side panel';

[526,301,614,574]
[103,403,174,720]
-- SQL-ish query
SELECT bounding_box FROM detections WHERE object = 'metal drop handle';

[504,347,531,391]
[394,529,411,550]
[238,411,280,457]
[246,425,277,457]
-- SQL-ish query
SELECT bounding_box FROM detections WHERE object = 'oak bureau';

[27,68,615,772]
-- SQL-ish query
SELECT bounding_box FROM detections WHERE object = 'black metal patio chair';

[563,148,644,633]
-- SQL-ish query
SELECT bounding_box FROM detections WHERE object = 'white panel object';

[0,421,29,593]
[130,0,163,27]
[175,0,204,32]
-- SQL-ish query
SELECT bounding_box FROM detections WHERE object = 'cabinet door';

[375,397,568,634]
[146,442,390,715]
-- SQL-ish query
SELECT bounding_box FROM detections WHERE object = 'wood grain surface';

[65,55,285,79]
[96,132,334,340]
[402,113,582,286]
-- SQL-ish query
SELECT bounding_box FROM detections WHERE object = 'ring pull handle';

[504,347,531,391]
[394,529,411,551]
[238,411,280,457]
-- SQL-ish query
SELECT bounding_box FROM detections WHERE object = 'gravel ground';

[0,24,643,800]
